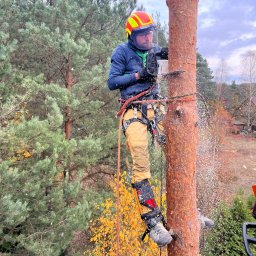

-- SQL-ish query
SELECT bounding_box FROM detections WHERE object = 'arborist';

[108,11,214,247]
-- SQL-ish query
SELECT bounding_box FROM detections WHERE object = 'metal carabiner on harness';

[148,119,166,145]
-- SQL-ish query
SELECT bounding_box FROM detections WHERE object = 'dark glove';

[138,67,157,82]
[138,67,154,80]
[146,51,158,77]
[138,51,158,81]
[156,47,168,60]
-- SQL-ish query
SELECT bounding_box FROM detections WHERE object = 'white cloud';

[207,44,256,80]
[219,33,256,47]
[206,56,221,71]
[139,0,256,82]
[250,21,256,27]
[220,39,237,47]
[239,33,256,41]
[229,44,256,61]
[198,0,223,14]
[137,0,168,24]
[199,5,210,14]
[199,18,216,29]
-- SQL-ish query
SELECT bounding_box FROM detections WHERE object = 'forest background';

[1,1,256,255]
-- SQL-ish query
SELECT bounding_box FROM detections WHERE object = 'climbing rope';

[115,93,197,255]
[116,110,125,256]
[159,149,164,256]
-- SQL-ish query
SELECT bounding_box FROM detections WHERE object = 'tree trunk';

[166,1,200,255]
[47,0,54,6]
[64,55,74,140]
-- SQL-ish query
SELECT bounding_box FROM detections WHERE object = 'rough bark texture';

[166,1,200,255]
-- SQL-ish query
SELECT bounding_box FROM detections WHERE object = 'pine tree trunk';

[166,1,200,255]
[64,55,74,140]
[47,0,54,6]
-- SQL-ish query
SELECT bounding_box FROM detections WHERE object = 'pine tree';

[196,52,216,101]
[0,76,95,255]
[204,196,256,256]
[0,0,136,255]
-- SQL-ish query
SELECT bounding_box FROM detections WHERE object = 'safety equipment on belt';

[125,11,155,38]
[148,119,166,145]
[122,102,166,146]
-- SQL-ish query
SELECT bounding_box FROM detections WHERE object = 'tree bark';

[64,55,74,140]
[166,1,200,255]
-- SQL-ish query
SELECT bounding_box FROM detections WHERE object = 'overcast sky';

[138,0,256,82]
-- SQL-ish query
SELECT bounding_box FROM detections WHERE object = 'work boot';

[149,222,173,247]
[198,209,215,228]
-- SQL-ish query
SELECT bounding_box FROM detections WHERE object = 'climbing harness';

[121,97,167,146]
[115,90,197,255]
[117,86,155,117]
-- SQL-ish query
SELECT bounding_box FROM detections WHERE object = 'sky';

[138,0,256,82]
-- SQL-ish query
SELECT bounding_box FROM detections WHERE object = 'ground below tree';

[217,134,256,202]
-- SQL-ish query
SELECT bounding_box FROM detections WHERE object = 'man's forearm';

[107,73,138,90]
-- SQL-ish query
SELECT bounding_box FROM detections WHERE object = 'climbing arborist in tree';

[108,11,214,247]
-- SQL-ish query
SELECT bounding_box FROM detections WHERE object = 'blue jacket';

[107,42,160,99]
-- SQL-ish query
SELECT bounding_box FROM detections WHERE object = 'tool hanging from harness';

[120,91,166,146]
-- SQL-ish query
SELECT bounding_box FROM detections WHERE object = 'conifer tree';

[196,52,216,101]
[0,0,136,254]
[204,196,256,256]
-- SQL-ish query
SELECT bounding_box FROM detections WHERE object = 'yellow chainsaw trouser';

[123,105,165,214]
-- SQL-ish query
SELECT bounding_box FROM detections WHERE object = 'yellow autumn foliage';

[87,174,167,256]
[9,148,32,162]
